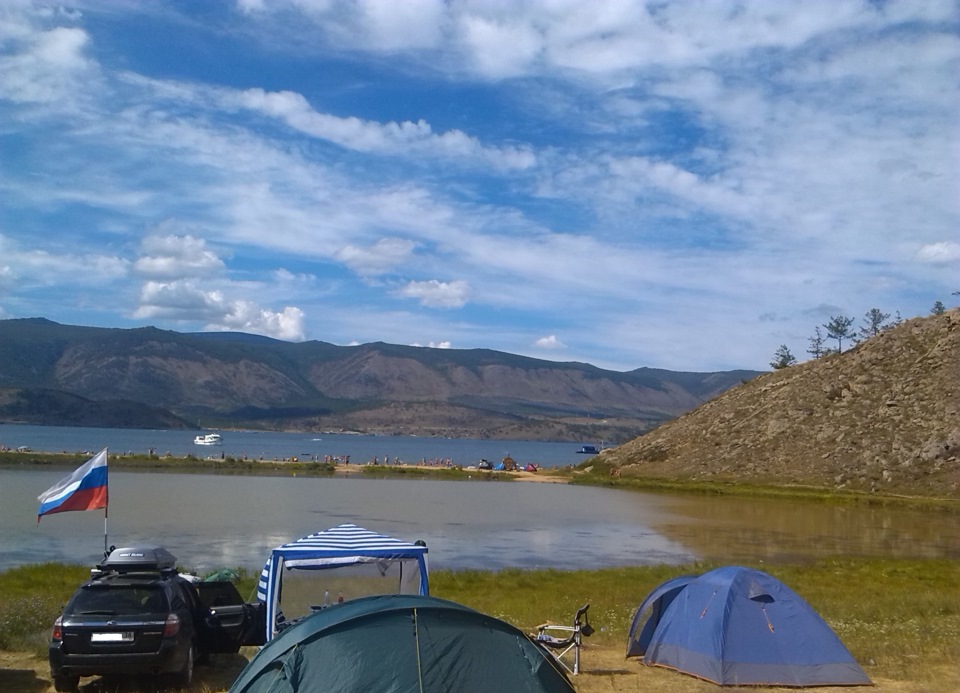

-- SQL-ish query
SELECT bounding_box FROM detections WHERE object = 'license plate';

[91,632,134,642]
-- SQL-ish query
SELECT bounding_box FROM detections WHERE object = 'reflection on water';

[657,495,960,563]
[1,470,693,573]
[2,469,956,573]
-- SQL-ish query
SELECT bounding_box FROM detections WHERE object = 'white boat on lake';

[194,432,223,446]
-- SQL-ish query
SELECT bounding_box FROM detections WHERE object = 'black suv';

[49,546,264,692]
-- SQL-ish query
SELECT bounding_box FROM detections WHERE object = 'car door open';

[195,581,266,649]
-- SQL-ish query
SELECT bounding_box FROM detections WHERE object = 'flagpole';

[104,448,109,557]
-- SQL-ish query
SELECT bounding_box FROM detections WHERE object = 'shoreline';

[334,461,569,483]
[5,450,958,505]
[0,448,571,484]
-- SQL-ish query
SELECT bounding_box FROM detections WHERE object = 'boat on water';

[576,444,601,455]
[194,433,223,446]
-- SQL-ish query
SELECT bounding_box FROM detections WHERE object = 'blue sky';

[1,1,957,372]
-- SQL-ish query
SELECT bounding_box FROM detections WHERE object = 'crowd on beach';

[5,445,543,472]
[323,454,459,468]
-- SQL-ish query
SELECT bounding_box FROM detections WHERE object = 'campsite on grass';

[7,452,957,691]
[627,566,871,687]
[234,526,876,691]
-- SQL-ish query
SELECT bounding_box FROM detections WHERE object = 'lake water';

[0,423,587,467]
[3,469,695,573]
[4,467,958,576]
[2,425,957,575]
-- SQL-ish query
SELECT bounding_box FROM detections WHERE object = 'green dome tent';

[230,594,575,693]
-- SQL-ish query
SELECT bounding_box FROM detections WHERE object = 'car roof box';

[99,545,177,573]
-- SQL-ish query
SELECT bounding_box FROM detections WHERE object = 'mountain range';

[0,318,760,442]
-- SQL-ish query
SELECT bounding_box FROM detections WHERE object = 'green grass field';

[3,557,957,687]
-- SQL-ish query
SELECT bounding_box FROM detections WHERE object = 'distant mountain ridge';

[0,318,761,440]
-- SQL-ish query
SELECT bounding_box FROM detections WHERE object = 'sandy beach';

[333,461,568,483]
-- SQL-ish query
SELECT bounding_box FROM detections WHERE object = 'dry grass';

[3,643,957,693]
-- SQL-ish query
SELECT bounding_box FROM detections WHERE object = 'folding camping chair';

[533,603,594,675]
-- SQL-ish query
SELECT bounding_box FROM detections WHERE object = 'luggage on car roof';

[99,546,177,573]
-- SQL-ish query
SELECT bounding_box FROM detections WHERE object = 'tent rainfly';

[230,595,575,693]
[257,523,429,642]
[626,565,872,687]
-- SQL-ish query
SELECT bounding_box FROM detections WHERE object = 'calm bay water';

[1,425,957,575]
[0,423,586,467]
[3,469,694,573]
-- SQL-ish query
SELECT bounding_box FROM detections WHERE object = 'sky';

[1,1,957,373]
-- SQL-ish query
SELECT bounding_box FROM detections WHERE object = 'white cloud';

[232,87,535,169]
[134,280,223,320]
[130,233,307,340]
[211,304,305,341]
[236,0,446,52]
[235,0,265,12]
[0,234,127,288]
[534,334,565,350]
[412,340,452,349]
[357,0,446,51]
[0,21,97,105]
[458,13,544,79]
[335,237,416,276]
[916,242,960,265]
[231,1,958,82]
[133,279,305,340]
[133,234,226,279]
[396,279,470,308]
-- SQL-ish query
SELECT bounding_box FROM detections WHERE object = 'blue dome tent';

[230,594,575,693]
[626,566,871,687]
[256,523,429,642]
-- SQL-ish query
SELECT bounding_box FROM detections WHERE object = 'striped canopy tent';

[257,523,429,642]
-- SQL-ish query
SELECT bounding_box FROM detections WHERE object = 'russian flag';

[37,449,108,521]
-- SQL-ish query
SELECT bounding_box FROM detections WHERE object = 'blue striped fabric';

[257,523,427,602]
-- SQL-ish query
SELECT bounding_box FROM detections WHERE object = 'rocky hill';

[0,388,194,430]
[599,310,960,498]
[0,318,760,441]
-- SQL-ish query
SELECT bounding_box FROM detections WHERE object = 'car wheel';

[53,674,80,692]
[175,642,194,689]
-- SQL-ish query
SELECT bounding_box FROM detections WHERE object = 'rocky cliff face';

[602,310,960,498]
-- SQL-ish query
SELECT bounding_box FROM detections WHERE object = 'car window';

[196,582,243,608]
[68,585,168,616]
[168,583,190,612]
